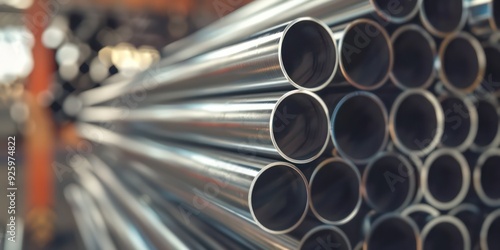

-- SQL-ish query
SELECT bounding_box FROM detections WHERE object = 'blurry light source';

[89,58,109,83]
[42,28,65,49]
[59,63,79,81]
[56,43,80,66]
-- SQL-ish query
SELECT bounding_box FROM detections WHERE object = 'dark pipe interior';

[392,29,434,88]
[367,217,417,250]
[443,37,481,90]
[474,100,499,147]
[333,95,387,160]
[495,1,500,30]
[394,94,438,151]
[373,0,418,19]
[481,155,500,200]
[341,22,391,88]
[422,0,464,33]
[487,215,500,250]
[251,165,308,232]
[282,20,336,89]
[440,97,472,147]
[300,228,350,250]
[273,93,329,161]
[310,161,360,222]
[424,222,465,250]
[483,46,500,91]
[365,155,413,212]
[453,209,482,247]
[427,155,463,203]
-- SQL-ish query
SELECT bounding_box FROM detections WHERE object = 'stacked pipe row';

[67,0,500,249]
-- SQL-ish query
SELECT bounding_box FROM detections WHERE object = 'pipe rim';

[401,204,441,218]
[270,90,330,164]
[421,149,470,210]
[469,97,500,152]
[370,0,422,24]
[480,209,500,250]
[473,148,500,207]
[438,32,486,94]
[248,162,309,234]
[331,92,389,164]
[390,24,437,90]
[420,0,468,38]
[279,17,338,92]
[421,216,471,250]
[389,89,444,157]
[364,214,421,250]
[309,157,362,225]
[299,225,352,250]
[338,18,394,90]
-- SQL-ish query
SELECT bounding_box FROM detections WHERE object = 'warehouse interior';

[1,0,500,249]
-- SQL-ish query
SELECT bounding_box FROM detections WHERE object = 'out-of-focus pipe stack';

[64,0,500,249]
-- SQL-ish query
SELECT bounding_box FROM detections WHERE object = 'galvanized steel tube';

[473,149,500,206]
[421,216,471,250]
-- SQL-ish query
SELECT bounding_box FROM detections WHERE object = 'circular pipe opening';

[449,204,482,248]
[402,204,440,230]
[474,150,500,206]
[483,46,500,91]
[363,153,416,212]
[472,99,500,150]
[299,225,351,250]
[281,18,337,91]
[309,158,361,225]
[481,210,500,250]
[365,215,420,250]
[390,90,443,156]
[422,149,470,210]
[249,163,308,234]
[332,92,388,163]
[372,0,421,23]
[390,25,436,89]
[420,0,466,37]
[422,216,470,250]
[439,33,486,93]
[439,96,477,151]
[339,19,393,90]
[271,90,330,164]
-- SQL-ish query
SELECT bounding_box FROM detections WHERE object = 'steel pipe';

[362,152,417,213]
[420,0,468,37]
[468,0,500,37]
[402,204,441,230]
[438,94,478,152]
[473,148,500,206]
[421,149,471,210]
[389,89,444,157]
[421,216,471,250]
[79,90,330,164]
[449,204,483,250]
[480,209,500,250]
[390,24,437,90]
[482,43,500,92]
[325,91,389,163]
[77,123,309,234]
[364,214,421,250]
[308,157,362,225]
[299,225,352,250]
[470,96,500,152]
[438,32,486,94]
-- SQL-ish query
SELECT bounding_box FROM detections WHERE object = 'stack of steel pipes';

[67,0,500,249]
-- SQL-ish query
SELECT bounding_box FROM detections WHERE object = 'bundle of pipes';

[65,0,500,249]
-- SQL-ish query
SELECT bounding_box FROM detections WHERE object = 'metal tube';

[420,0,468,37]
[468,0,500,37]
[308,157,362,225]
[421,216,471,250]
[326,91,389,164]
[473,148,500,206]
[469,96,500,152]
[482,43,500,92]
[402,204,440,230]
[438,94,478,152]
[364,214,421,250]
[79,90,330,164]
[389,24,437,90]
[77,123,309,234]
[438,32,486,94]
[449,204,483,250]
[389,89,444,157]
[421,149,471,210]
[81,17,338,107]
[161,0,421,65]
[298,225,352,250]
[362,152,417,213]
[480,209,500,250]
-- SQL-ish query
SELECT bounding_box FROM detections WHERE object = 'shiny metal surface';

[469,96,500,152]
[420,0,468,37]
[298,225,352,250]
[421,216,471,250]
[77,123,310,234]
[480,209,500,250]
[438,32,486,94]
[389,24,436,90]
[438,94,478,152]
[473,148,500,207]
[389,89,444,157]
[81,17,338,107]
[308,157,362,225]
[364,213,421,250]
[421,149,470,210]
[79,90,330,164]
[328,91,389,164]
[402,204,440,230]
[362,152,416,213]
[468,0,500,37]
